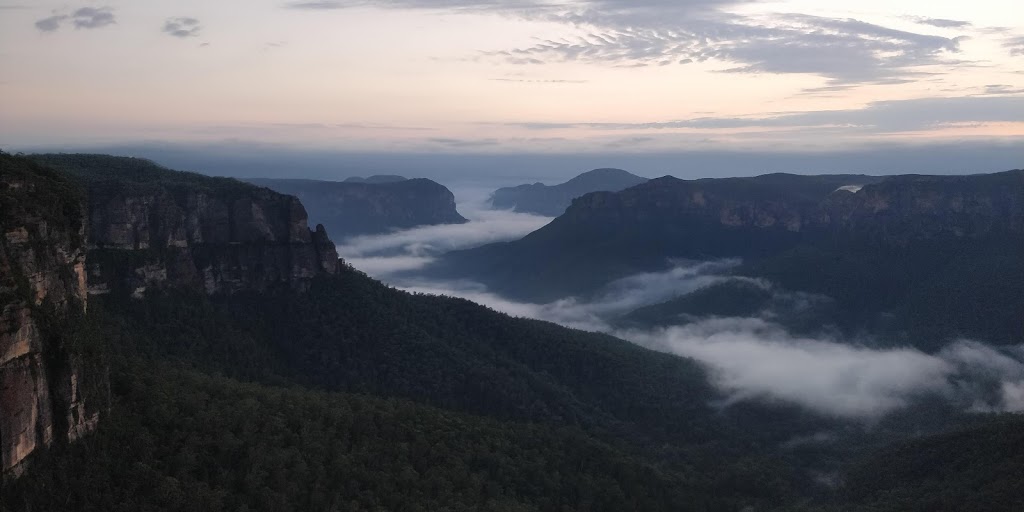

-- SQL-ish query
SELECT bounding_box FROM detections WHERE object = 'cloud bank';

[627,321,1024,419]
[508,96,1024,134]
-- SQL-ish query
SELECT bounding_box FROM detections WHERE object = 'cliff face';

[437,170,1024,312]
[561,171,1024,241]
[0,154,100,477]
[31,155,340,297]
[246,177,467,239]
[1,153,347,477]
[826,172,1024,241]
[490,168,648,217]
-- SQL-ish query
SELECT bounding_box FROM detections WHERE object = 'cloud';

[980,84,1024,95]
[336,195,552,276]
[906,16,972,29]
[1005,36,1024,57]
[35,15,66,32]
[283,0,575,12]
[163,17,202,38]
[624,320,952,418]
[1000,381,1024,412]
[400,260,743,330]
[286,0,347,8]
[35,6,115,32]
[377,255,1024,420]
[428,137,502,148]
[508,95,1024,133]
[71,7,115,29]
[493,13,965,85]
[281,0,965,86]
[345,255,437,275]
[490,78,589,84]
[626,323,1024,419]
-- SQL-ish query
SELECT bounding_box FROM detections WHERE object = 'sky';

[1,0,1023,164]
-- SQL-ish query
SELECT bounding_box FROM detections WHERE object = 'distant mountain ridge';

[246,177,467,239]
[343,175,407,184]
[490,168,648,216]
[435,170,1024,346]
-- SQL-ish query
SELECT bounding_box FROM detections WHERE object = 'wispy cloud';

[490,78,589,84]
[282,1,968,86]
[163,17,202,38]
[1005,36,1024,57]
[906,16,972,29]
[35,6,116,32]
[980,84,1024,95]
[34,15,65,32]
[492,13,965,85]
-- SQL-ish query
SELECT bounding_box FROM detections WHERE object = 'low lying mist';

[336,190,551,274]
[340,213,1024,421]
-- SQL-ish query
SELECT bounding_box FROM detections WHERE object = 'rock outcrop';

[246,177,467,239]
[0,153,363,479]
[564,171,1023,241]
[31,154,340,297]
[1,154,101,477]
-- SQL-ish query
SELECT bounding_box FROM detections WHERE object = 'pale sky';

[1,0,1022,154]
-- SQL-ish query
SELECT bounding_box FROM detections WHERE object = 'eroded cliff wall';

[2,153,346,478]
[1,154,100,477]
[31,154,340,297]
[246,177,467,239]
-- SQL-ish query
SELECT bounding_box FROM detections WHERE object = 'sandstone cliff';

[32,154,341,297]
[246,177,467,239]
[563,171,1023,241]
[435,170,1024,341]
[0,154,101,477]
[1,153,346,477]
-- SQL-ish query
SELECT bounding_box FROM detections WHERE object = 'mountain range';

[2,152,1023,511]
[435,171,1024,348]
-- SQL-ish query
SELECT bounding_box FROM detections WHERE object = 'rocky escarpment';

[1,154,102,477]
[2,153,346,477]
[435,171,1024,346]
[490,168,649,217]
[31,155,340,298]
[564,171,1023,241]
[246,177,467,239]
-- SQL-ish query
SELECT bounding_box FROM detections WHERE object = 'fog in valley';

[339,197,1024,422]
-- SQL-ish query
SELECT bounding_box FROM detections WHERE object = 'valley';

[2,153,1022,512]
